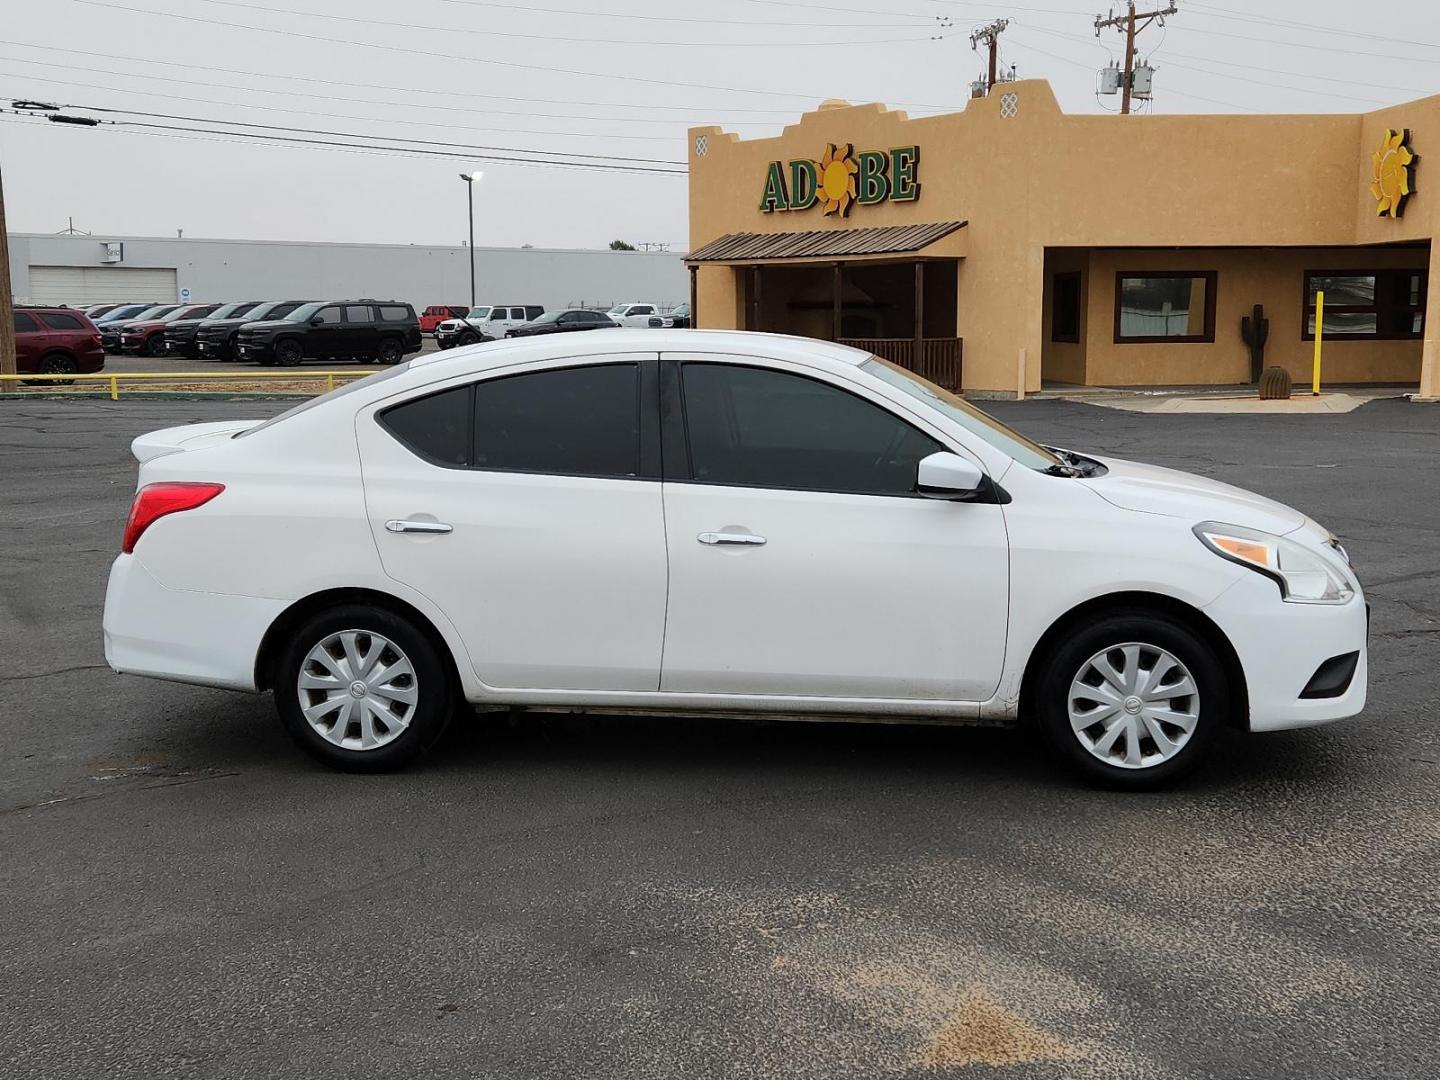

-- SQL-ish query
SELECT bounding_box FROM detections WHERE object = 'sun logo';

[1370,128,1418,218]
[817,143,859,217]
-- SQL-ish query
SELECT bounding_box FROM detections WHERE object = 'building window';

[1303,270,1425,340]
[1114,271,1216,344]
[1051,272,1081,343]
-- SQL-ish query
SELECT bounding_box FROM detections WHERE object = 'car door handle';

[697,531,766,546]
[385,519,453,535]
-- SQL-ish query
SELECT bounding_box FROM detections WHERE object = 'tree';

[609,239,636,251]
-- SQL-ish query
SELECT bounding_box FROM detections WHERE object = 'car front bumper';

[104,554,285,692]
[235,340,274,360]
[1202,571,1368,732]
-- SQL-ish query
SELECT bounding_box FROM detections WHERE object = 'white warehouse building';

[5,233,690,312]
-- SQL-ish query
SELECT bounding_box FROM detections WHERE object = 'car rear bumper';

[103,554,284,692]
[1202,572,1368,732]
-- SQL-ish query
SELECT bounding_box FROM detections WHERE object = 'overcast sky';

[2,0,1437,251]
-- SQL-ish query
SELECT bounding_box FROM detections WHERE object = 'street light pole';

[458,170,484,308]
[0,159,15,376]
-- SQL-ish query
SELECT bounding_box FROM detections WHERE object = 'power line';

[189,0,942,48]
[0,108,689,175]
[1185,1,1440,51]
[72,0,961,107]
[424,0,930,29]
[28,98,687,165]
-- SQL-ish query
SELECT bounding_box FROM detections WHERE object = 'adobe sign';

[759,142,920,217]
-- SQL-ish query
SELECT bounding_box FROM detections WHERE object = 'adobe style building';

[684,81,1437,398]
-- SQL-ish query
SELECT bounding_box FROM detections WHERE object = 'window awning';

[685,220,967,263]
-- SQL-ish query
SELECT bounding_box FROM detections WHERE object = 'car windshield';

[467,307,491,319]
[283,302,327,322]
[129,306,170,320]
[607,305,628,315]
[235,362,416,439]
[161,307,202,322]
[208,302,254,319]
[99,306,146,321]
[860,358,1061,471]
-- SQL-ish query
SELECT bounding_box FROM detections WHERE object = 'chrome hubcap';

[1067,642,1199,770]
[297,630,418,751]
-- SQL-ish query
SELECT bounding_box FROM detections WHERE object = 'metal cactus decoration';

[1241,303,1269,384]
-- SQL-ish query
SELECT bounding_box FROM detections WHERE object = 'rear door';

[344,304,378,360]
[356,356,668,691]
[13,312,42,372]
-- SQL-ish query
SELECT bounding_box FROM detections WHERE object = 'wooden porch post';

[832,262,843,341]
[688,265,697,328]
[913,260,925,374]
[749,265,761,331]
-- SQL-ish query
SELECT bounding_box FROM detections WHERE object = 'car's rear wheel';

[35,352,78,386]
[1036,611,1228,789]
[274,339,303,367]
[377,338,403,365]
[275,605,453,772]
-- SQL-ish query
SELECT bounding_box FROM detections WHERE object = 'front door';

[658,356,1010,702]
[356,356,668,691]
[307,304,346,360]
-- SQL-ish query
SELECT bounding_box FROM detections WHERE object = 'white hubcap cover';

[1067,642,1200,770]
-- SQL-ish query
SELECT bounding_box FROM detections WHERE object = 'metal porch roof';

[685,220,966,263]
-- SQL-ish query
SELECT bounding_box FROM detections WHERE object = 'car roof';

[409,329,871,375]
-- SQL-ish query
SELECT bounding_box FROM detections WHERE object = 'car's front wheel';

[457,330,479,347]
[275,605,454,772]
[1036,611,1229,788]
[144,335,166,358]
[274,339,303,367]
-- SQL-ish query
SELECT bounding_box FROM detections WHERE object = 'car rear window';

[235,362,415,439]
[379,306,411,322]
[14,312,38,332]
[378,385,471,465]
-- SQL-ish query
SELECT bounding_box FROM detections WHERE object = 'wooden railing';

[838,337,963,392]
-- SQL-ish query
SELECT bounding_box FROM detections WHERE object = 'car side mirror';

[917,452,985,500]
[310,316,324,326]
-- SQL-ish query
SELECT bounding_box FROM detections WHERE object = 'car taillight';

[122,482,225,553]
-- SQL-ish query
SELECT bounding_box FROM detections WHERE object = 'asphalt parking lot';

[2,395,1437,1079]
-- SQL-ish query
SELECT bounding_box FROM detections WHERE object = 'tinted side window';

[315,306,343,324]
[474,365,639,478]
[14,312,38,332]
[40,312,83,330]
[344,305,374,323]
[379,385,471,466]
[681,363,943,496]
[379,306,409,322]
[632,306,653,316]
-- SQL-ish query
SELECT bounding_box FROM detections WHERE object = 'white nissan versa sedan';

[103,331,1367,786]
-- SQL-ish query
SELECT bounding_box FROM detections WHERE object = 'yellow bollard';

[326,373,335,393]
[1311,289,1324,396]
[110,375,119,401]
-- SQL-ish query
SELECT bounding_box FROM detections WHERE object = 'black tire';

[376,337,403,365]
[274,339,304,367]
[143,334,167,358]
[35,352,78,386]
[457,330,479,347]
[1035,610,1229,789]
[274,604,454,772]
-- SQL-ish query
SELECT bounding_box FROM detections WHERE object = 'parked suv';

[121,304,221,357]
[419,305,467,334]
[505,309,617,337]
[196,300,311,361]
[13,306,105,379]
[161,302,257,358]
[101,304,179,352]
[236,300,422,366]
[435,305,545,349]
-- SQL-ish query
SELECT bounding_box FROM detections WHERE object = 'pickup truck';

[605,302,668,328]
[435,305,545,349]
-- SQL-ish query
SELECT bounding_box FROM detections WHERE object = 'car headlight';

[1194,522,1356,604]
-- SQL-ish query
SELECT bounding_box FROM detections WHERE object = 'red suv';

[13,307,105,378]
[419,304,466,333]
[119,303,221,356]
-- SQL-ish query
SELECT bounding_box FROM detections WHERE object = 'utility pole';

[0,160,14,377]
[1095,2,1177,114]
[970,19,1009,96]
